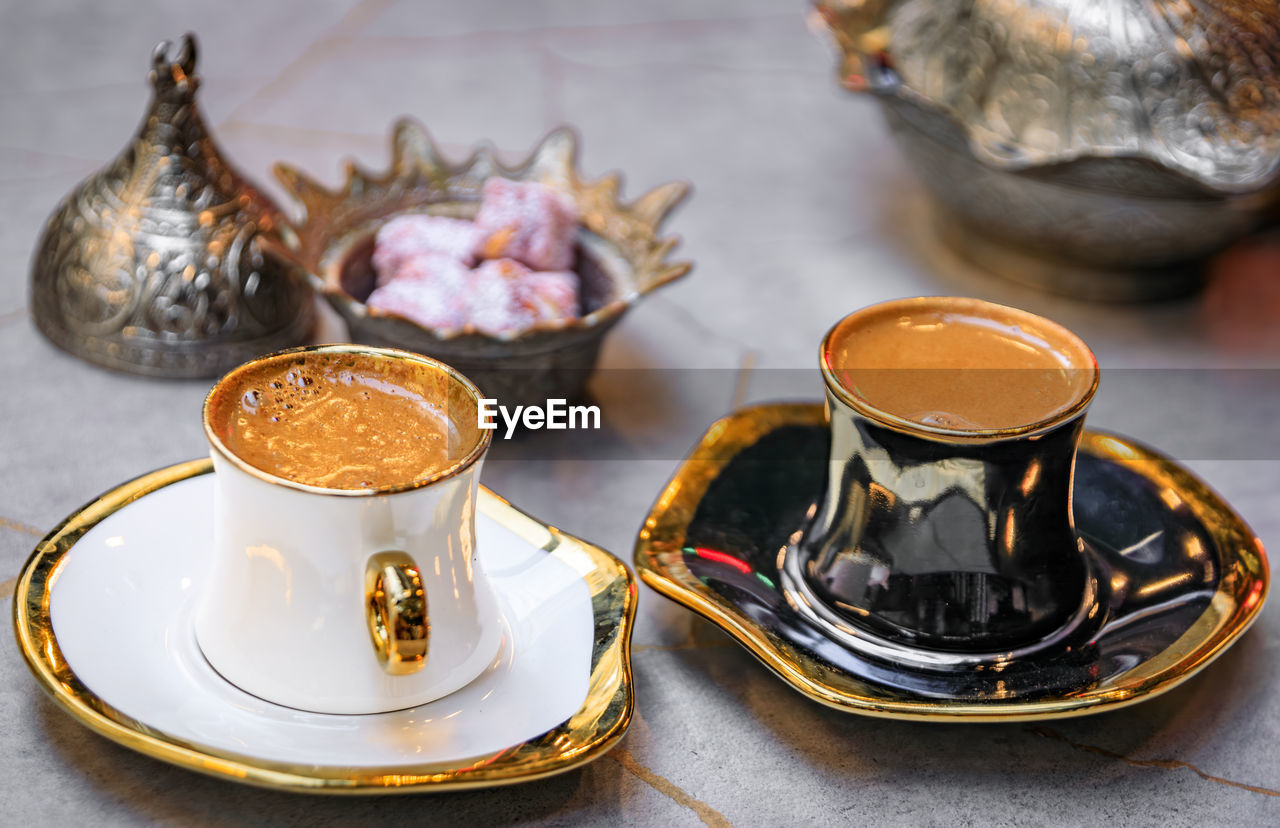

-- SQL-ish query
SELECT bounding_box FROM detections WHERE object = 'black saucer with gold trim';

[635,403,1268,722]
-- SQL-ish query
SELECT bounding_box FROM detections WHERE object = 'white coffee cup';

[194,345,500,714]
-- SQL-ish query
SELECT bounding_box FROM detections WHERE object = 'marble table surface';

[2,1,1278,824]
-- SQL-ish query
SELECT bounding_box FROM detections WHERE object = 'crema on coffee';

[206,351,482,490]
[823,298,1096,432]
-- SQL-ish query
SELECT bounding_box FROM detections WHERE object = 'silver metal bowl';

[272,120,690,406]
[815,0,1280,301]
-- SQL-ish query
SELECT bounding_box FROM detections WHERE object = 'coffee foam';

[824,298,1097,432]
[207,351,481,491]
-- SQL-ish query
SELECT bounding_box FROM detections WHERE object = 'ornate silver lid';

[816,0,1280,195]
[30,34,313,378]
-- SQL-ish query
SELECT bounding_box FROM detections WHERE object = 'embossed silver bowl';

[814,0,1280,300]
[272,119,689,406]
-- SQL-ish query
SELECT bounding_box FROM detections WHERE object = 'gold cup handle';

[365,551,429,675]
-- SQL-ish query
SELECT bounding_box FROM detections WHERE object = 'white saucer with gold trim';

[14,459,635,793]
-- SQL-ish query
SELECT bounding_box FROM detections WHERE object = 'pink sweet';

[365,184,584,336]
[372,214,484,286]
[388,253,470,291]
[521,270,579,320]
[368,259,581,336]
[365,256,469,330]
[466,259,539,336]
[473,178,579,271]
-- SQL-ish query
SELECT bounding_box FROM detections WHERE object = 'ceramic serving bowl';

[271,119,690,407]
[813,0,1280,301]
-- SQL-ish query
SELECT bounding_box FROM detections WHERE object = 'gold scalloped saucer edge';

[13,459,637,794]
[634,402,1268,723]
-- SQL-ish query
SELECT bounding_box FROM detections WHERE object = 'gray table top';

[3,1,1278,824]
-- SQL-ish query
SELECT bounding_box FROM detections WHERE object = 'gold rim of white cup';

[202,344,492,497]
